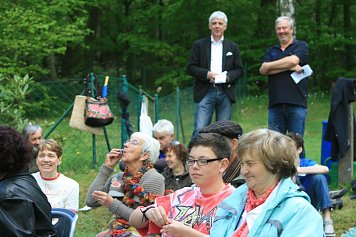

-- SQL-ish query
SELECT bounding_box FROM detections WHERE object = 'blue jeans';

[193,86,232,136]
[306,174,333,211]
[268,104,307,136]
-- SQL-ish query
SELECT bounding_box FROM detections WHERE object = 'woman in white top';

[32,139,79,211]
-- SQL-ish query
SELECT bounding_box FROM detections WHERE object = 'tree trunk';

[343,0,352,70]
[84,6,101,71]
[328,0,338,28]
[122,0,132,16]
[121,0,133,78]
[279,0,296,35]
[156,0,163,41]
[315,0,321,38]
[48,53,58,80]
[254,0,277,39]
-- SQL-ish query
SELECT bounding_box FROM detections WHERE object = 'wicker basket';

[69,95,104,135]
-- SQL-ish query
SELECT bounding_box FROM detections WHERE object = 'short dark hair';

[164,142,188,164]
[188,133,231,160]
[286,132,304,152]
[0,126,32,174]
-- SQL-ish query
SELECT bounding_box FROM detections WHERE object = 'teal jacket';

[209,178,324,237]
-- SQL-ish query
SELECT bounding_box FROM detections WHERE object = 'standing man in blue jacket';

[187,11,243,137]
[259,16,309,137]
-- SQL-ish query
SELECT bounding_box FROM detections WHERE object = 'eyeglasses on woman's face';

[124,139,140,146]
[186,157,223,166]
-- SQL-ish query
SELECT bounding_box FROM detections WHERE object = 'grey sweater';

[86,164,165,220]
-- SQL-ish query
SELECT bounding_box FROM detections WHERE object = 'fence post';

[120,75,129,148]
[89,73,97,168]
[155,94,159,123]
[138,87,143,131]
[45,103,74,139]
[175,87,180,140]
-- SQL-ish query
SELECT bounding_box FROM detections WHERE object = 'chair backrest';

[51,208,78,237]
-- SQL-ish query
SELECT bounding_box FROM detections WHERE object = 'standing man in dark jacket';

[259,16,309,136]
[0,126,57,237]
[187,11,243,137]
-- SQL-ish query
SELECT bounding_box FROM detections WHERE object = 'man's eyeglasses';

[186,157,223,166]
[124,139,139,145]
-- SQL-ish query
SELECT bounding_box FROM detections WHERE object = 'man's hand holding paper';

[214,71,227,84]
[291,64,313,84]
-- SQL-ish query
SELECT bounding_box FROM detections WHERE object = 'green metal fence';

[27,71,247,171]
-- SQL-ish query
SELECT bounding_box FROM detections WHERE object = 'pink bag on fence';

[84,97,114,127]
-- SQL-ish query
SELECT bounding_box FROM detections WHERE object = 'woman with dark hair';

[0,126,57,236]
[162,142,192,195]
[129,133,235,237]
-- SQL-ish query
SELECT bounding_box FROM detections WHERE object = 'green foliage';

[0,0,90,77]
[0,74,33,130]
[296,0,356,90]
[0,0,354,92]
[24,82,70,119]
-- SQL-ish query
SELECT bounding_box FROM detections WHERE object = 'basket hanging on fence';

[69,95,104,135]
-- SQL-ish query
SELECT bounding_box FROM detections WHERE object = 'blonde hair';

[38,139,62,157]
[238,129,297,179]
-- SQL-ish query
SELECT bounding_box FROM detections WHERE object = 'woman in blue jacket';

[209,129,323,237]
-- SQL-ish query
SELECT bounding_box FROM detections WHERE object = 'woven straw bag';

[69,95,103,135]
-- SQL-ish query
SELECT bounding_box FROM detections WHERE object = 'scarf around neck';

[233,183,278,237]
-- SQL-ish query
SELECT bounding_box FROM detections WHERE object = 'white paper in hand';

[291,65,313,84]
[215,71,227,84]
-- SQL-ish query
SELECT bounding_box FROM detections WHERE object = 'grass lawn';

[60,93,355,236]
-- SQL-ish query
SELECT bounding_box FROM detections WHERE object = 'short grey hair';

[152,119,174,135]
[209,11,228,25]
[275,16,294,29]
[23,124,42,140]
[131,132,160,164]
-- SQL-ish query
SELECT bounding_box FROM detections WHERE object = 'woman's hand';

[92,190,114,207]
[104,149,123,169]
[146,206,170,227]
